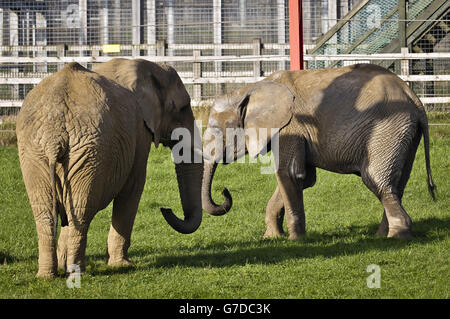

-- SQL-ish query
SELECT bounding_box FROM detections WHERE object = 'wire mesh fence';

[0,0,448,117]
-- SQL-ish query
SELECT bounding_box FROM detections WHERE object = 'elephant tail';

[419,112,437,201]
[45,134,69,227]
[48,158,68,227]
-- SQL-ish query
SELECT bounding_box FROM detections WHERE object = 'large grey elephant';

[16,58,203,278]
[202,64,436,240]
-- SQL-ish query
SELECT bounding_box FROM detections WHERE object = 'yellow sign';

[102,44,121,53]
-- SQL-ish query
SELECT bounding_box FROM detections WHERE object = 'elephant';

[201,63,436,240]
[16,58,203,278]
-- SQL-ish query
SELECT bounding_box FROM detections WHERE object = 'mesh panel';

[310,0,436,57]
[0,0,290,108]
[0,0,447,114]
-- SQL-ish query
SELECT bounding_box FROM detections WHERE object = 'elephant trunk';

[161,162,203,234]
[201,161,232,216]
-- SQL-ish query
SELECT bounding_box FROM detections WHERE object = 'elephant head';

[94,58,203,234]
[202,81,294,216]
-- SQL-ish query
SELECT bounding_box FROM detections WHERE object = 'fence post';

[289,0,304,70]
[35,12,47,73]
[253,38,261,79]
[167,0,174,56]
[92,46,100,62]
[111,0,120,47]
[100,2,109,45]
[193,50,202,104]
[57,44,66,71]
[156,40,166,57]
[132,0,141,57]
[277,0,287,71]
[398,0,407,49]
[9,10,19,100]
[147,0,156,56]
[213,0,223,95]
[401,47,409,77]
[79,0,87,64]
[0,9,3,58]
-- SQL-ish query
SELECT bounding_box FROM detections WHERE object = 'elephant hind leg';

[362,169,412,239]
[33,205,58,278]
[57,224,69,271]
[380,194,412,238]
[382,141,418,239]
[375,159,415,237]
[362,162,414,239]
[20,159,58,277]
[370,130,420,239]
[375,211,389,237]
[64,208,95,274]
[363,176,412,238]
[263,186,285,239]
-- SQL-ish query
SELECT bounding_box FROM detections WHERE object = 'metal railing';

[0,43,448,111]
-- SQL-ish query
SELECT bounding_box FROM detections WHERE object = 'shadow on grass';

[149,216,449,269]
[0,251,16,265]
[87,263,137,276]
[83,216,449,275]
[4,216,447,277]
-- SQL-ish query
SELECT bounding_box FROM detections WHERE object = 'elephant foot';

[263,227,284,239]
[387,227,413,239]
[57,253,67,271]
[108,257,135,268]
[36,270,58,279]
[288,232,305,240]
[375,227,389,237]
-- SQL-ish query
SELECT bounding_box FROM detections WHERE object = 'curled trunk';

[161,162,203,234]
[201,161,232,216]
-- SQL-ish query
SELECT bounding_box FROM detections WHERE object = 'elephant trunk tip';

[221,187,232,210]
[201,161,233,216]
[160,208,201,234]
[203,187,233,216]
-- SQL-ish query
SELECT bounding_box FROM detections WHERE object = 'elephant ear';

[135,76,164,147]
[93,59,165,147]
[239,81,294,158]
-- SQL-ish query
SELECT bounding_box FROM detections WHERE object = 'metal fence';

[0,0,448,115]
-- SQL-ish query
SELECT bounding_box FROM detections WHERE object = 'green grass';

[0,117,448,299]
[0,117,17,147]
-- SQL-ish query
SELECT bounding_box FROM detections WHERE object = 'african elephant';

[202,64,436,240]
[16,58,203,278]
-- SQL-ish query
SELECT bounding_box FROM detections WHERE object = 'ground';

[0,113,448,298]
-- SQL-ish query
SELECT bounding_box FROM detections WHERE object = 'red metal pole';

[289,0,304,70]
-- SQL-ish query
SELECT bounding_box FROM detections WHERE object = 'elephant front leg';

[277,173,306,240]
[263,186,285,238]
[275,137,307,240]
[107,190,143,267]
[107,142,149,267]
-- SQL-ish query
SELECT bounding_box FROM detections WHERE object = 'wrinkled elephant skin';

[202,64,436,240]
[16,59,203,278]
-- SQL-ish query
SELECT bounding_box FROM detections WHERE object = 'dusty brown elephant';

[16,58,203,278]
[202,64,436,240]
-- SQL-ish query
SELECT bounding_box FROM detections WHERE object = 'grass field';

[0,113,448,299]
